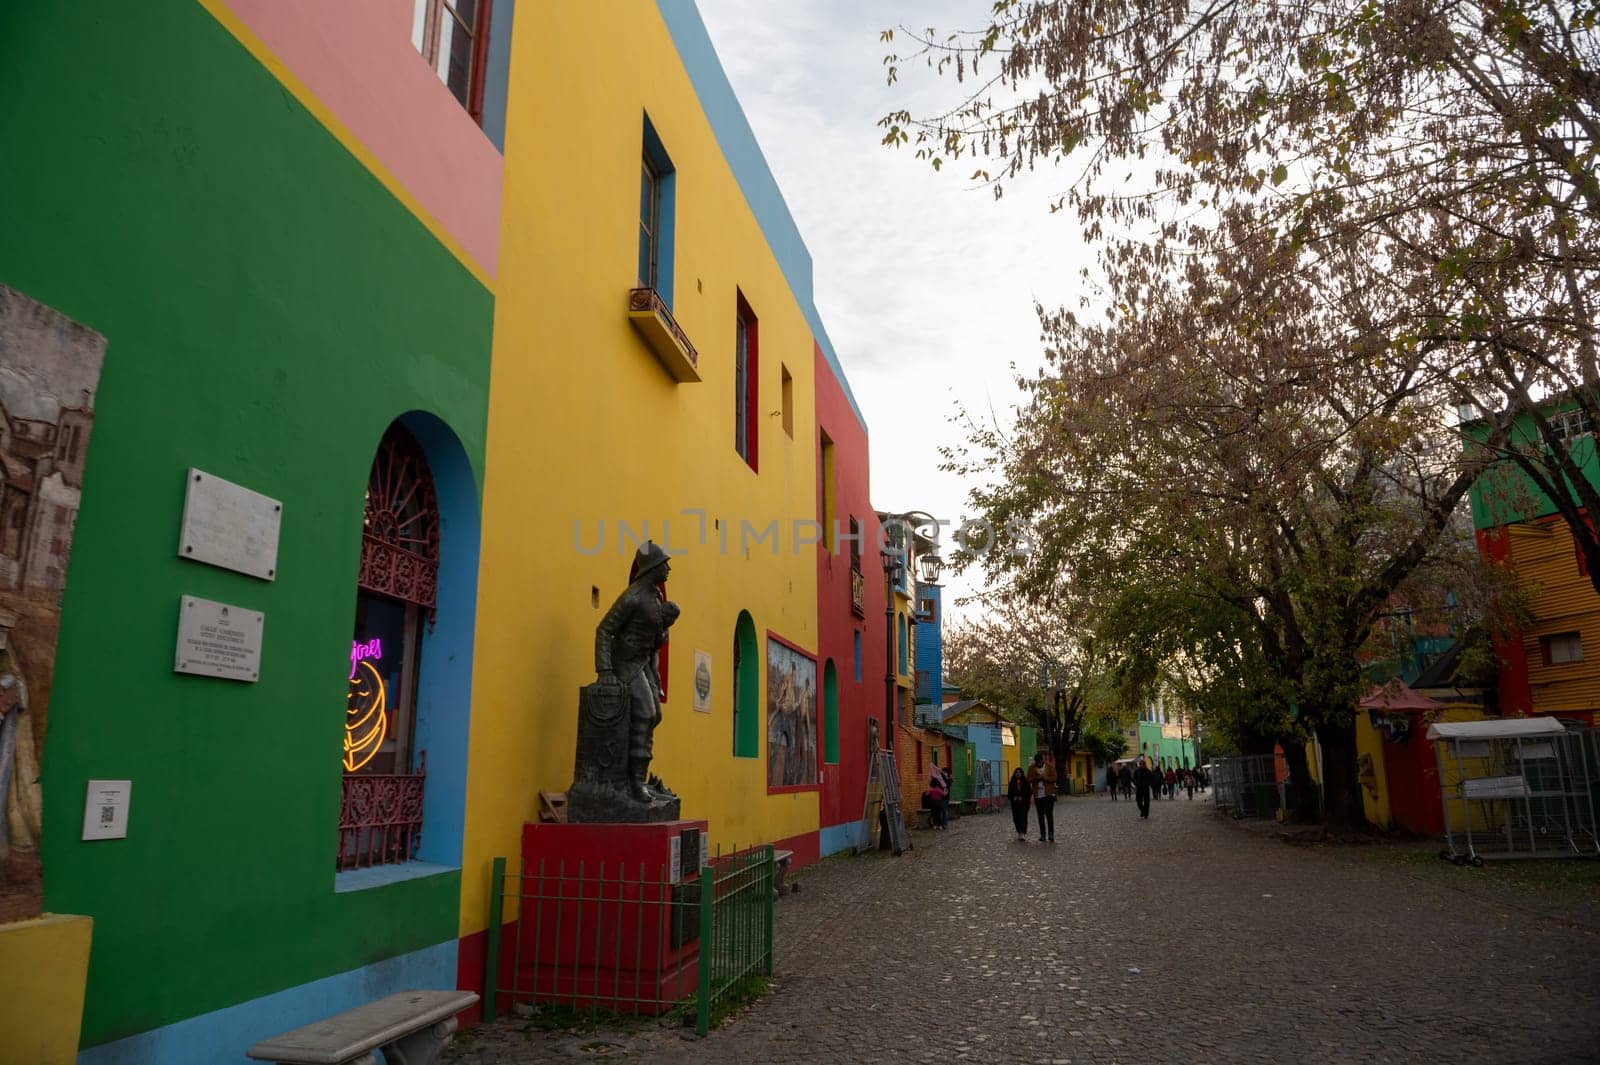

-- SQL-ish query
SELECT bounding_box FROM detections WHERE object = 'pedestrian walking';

[1185,765,1197,800]
[1006,767,1031,842]
[1164,764,1177,799]
[1106,762,1119,801]
[928,767,949,830]
[1027,750,1057,842]
[1133,757,1154,819]
[1119,762,1133,800]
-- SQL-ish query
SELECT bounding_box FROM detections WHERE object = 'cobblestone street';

[446,796,1600,1064]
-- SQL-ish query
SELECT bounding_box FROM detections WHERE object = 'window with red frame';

[734,292,759,470]
[412,0,492,123]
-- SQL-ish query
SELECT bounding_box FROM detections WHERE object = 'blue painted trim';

[399,410,481,869]
[642,113,677,308]
[653,0,867,434]
[818,820,861,857]
[334,859,457,894]
[852,630,862,683]
[78,940,459,1065]
[480,0,516,152]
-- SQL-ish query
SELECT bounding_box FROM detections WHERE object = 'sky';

[695,1,1101,619]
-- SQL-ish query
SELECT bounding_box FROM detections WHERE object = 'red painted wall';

[1477,526,1533,715]
[814,342,883,845]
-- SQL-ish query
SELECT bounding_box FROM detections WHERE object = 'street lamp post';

[879,545,902,752]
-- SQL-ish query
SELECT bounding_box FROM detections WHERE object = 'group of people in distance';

[1108,757,1208,819]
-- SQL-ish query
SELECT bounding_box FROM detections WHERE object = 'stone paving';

[444,793,1600,1064]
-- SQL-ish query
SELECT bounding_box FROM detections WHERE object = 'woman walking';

[1006,767,1031,842]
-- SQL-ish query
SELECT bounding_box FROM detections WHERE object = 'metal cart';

[1428,718,1600,864]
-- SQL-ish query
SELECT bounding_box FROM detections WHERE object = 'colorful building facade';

[1468,403,1600,727]
[2,1,883,1060]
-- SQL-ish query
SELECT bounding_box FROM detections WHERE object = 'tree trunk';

[1052,740,1070,797]
[1315,720,1367,832]
[1278,738,1318,824]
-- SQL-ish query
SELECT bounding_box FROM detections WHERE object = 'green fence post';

[484,856,506,1024]
[762,845,774,976]
[695,862,713,1036]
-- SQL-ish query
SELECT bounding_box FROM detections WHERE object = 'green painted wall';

[1464,407,1600,529]
[0,2,490,1048]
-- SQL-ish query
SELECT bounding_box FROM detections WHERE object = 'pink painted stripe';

[221,0,501,280]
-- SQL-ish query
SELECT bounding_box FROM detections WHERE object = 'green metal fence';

[694,844,775,1035]
[482,845,774,1037]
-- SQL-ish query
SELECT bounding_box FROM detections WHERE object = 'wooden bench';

[246,990,478,1065]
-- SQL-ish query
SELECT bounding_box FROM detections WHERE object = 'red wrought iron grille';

[338,753,426,871]
[358,425,440,612]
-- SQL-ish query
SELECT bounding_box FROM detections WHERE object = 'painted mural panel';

[766,636,817,790]
[0,283,106,923]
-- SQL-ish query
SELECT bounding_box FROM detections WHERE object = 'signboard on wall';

[177,468,282,580]
[174,595,264,682]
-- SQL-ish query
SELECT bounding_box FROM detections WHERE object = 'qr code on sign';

[100,805,115,824]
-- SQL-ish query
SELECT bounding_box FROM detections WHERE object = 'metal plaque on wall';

[174,595,264,682]
[177,468,281,580]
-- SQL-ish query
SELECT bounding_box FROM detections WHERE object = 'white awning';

[1426,717,1567,741]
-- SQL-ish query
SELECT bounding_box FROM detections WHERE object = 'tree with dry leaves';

[888,0,1593,825]
[942,596,1123,793]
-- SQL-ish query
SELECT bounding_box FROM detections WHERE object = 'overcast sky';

[695,1,1099,618]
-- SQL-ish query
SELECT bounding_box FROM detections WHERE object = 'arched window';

[822,660,839,765]
[732,611,759,758]
[340,424,438,870]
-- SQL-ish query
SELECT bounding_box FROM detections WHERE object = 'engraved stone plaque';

[174,595,264,682]
[177,468,281,580]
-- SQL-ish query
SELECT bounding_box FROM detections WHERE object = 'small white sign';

[699,834,708,872]
[692,650,712,713]
[178,468,282,581]
[175,595,264,682]
[82,779,131,841]
[1463,774,1529,799]
[668,836,683,884]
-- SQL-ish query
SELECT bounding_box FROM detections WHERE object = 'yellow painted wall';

[1355,714,1393,828]
[1508,521,1600,712]
[460,5,825,934]
[0,914,92,1064]
[895,594,914,689]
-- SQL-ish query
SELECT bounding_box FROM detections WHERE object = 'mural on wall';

[0,283,107,923]
[766,637,817,790]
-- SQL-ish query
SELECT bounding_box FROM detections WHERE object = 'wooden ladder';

[856,749,911,855]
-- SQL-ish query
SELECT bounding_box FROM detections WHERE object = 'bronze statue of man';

[594,541,680,801]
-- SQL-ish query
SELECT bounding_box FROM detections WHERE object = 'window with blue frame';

[638,114,676,305]
[898,615,907,674]
[853,630,862,682]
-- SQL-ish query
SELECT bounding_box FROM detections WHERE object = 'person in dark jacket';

[1119,762,1133,799]
[1106,762,1120,801]
[1006,767,1031,841]
[1133,757,1154,819]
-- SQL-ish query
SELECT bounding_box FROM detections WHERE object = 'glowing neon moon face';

[344,658,388,772]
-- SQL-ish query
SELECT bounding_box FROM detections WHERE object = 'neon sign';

[350,637,383,679]
[344,639,388,772]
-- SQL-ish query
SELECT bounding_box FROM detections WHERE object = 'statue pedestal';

[517,820,708,1014]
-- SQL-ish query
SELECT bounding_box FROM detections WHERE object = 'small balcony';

[850,566,866,616]
[627,287,701,382]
